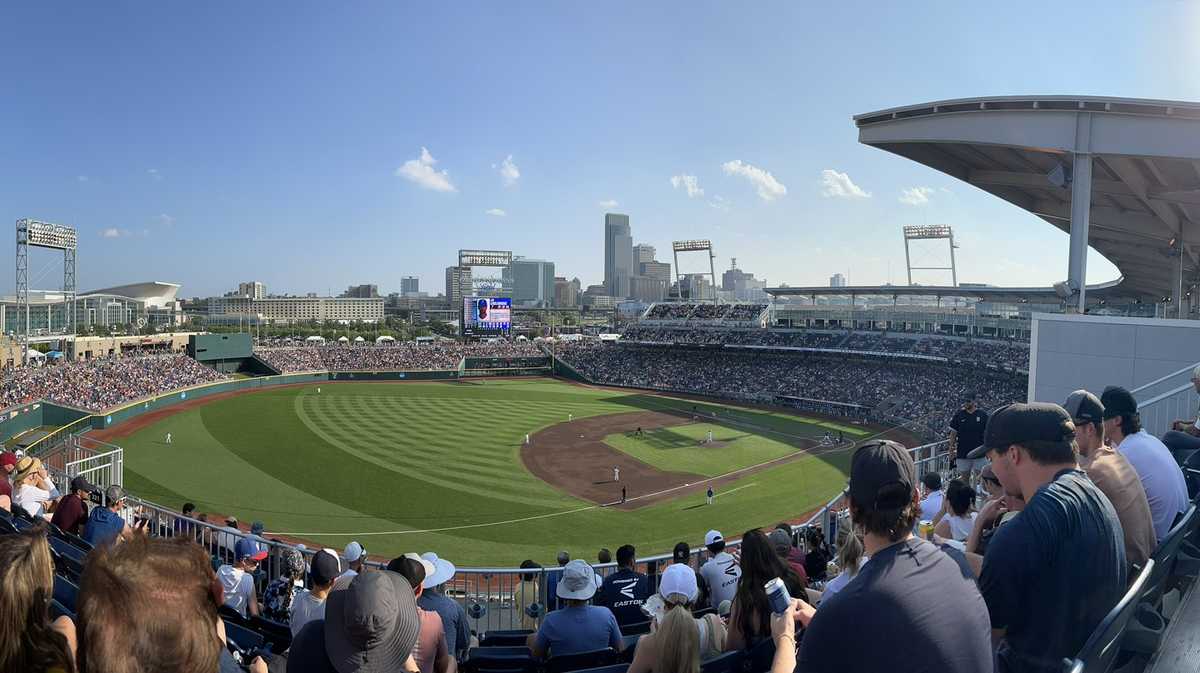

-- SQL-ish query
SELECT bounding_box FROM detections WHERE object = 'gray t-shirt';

[798,538,992,673]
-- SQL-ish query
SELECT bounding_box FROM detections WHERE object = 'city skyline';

[3,3,1195,297]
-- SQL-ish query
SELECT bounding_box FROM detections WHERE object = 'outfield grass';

[606,423,812,477]
[119,379,853,565]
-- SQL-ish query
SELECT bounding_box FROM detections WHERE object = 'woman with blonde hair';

[12,456,60,519]
[627,563,725,673]
[0,526,77,673]
[820,522,865,600]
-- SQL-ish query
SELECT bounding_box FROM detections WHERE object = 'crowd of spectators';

[618,326,1031,370]
[558,341,1026,439]
[641,303,768,324]
[0,354,226,413]
[255,341,544,373]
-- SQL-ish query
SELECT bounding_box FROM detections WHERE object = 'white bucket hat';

[420,552,457,588]
[556,559,599,601]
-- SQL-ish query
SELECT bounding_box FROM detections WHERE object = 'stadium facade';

[0,281,184,336]
[206,294,384,324]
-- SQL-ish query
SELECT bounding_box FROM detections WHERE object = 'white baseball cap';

[344,541,366,563]
[403,552,437,579]
[704,530,724,546]
[659,563,699,603]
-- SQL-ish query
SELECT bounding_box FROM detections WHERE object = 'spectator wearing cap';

[949,394,989,477]
[218,537,268,618]
[788,440,992,673]
[966,465,1023,557]
[699,530,740,612]
[966,402,1126,673]
[418,552,473,661]
[291,548,341,637]
[767,528,808,587]
[332,541,367,591]
[627,563,726,673]
[50,475,97,537]
[527,559,624,658]
[12,456,59,519]
[0,450,17,500]
[287,570,422,673]
[918,472,944,522]
[1064,389,1156,572]
[596,544,651,628]
[263,547,307,624]
[83,485,139,547]
[1162,364,1200,464]
[545,550,570,612]
[389,554,455,673]
[1101,386,1189,542]
[172,502,198,540]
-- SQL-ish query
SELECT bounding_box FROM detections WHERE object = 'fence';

[38,434,124,488]
[52,424,951,633]
[1133,361,1200,438]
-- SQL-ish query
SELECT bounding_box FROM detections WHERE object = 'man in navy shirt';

[595,544,650,628]
[949,394,990,477]
[789,440,993,673]
[966,402,1126,673]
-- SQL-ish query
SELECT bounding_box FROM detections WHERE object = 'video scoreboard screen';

[463,297,511,334]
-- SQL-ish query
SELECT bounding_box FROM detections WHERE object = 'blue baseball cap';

[235,537,268,562]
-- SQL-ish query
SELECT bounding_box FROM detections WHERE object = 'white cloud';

[494,155,520,187]
[158,213,175,226]
[722,160,787,201]
[395,147,457,192]
[76,175,88,183]
[147,168,162,181]
[819,169,870,199]
[598,199,619,209]
[899,186,934,206]
[670,174,704,198]
[100,228,129,238]
[485,208,507,217]
[708,195,731,211]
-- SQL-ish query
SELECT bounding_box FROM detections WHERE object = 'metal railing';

[1133,361,1200,437]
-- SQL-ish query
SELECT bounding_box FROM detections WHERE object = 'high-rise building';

[237,281,265,299]
[401,276,420,296]
[830,273,847,288]
[679,274,712,300]
[445,266,473,306]
[640,260,671,284]
[341,284,379,298]
[604,214,633,298]
[629,275,668,303]
[553,277,580,307]
[503,258,556,307]
[721,259,768,301]
[634,244,656,265]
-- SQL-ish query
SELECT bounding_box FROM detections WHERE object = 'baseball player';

[165,432,172,445]
[613,466,620,482]
[706,486,714,505]
[525,434,531,445]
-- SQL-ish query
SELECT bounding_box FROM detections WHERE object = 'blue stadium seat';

[48,538,85,580]
[620,620,651,636]
[479,630,534,647]
[618,635,640,663]
[1062,559,1154,672]
[249,615,293,653]
[1140,506,1196,614]
[223,619,266,655]
[463,647,536,673]
[53,575,79,613]
[570,665,628,673]
[545,648,618,673]
[49,599,74,621]
[700,649,745,673]
[0,516,18,535]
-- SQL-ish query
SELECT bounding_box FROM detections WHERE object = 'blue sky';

[2,2,1197,297]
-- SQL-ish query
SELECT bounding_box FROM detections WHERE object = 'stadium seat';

[1140,506,1197,614]
[479,630,535,647]
[569,665,628,673]
[1062,559,1154,670]
[249,615,293,653]
[463,647,536,673]
[48,523,93,553]
[544,648,618,673]
[222,619,266,655]
[0,516,18,535]
[618,635,640,663]
[218,604,249,626]
[53,575,79,613]
[49,599,74,621]
[48,538,85,580]
[700,649,745,673]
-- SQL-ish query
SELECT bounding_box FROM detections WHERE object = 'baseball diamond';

[95,377,891,563]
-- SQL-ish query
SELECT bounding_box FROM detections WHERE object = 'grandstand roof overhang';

[765,283,1126,304]
[853,95,1200,304]
[80,282,180,308]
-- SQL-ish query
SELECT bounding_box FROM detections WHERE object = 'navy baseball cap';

[235,537,268,562]
[967,402,1075,459]
[1100,386,1138,420]
[1063,390,1104,424]
[847,440,916,511]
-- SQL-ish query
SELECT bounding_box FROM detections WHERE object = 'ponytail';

[654,603,700,673]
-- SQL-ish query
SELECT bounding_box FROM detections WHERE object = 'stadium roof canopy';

[764,282,1124,304]
[779,96,1200,308]
[80,281,181,308]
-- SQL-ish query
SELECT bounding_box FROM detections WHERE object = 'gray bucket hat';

[324,570,420,673]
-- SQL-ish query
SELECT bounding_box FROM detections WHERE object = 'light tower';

[902,225,958,286]
[16,219,78,364]
[672,240,718,302]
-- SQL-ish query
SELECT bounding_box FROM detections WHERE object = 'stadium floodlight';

[671,239,718,303]
[458,250,513,267]
[902,225,958,287]
[16,219,78,364]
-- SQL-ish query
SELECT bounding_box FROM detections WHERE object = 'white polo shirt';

[699,551,741,610]
[1118,430,1189,542]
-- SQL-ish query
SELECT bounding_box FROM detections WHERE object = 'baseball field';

[104,378,870,565]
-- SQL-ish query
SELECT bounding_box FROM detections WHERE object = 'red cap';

[0,452,16,468]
